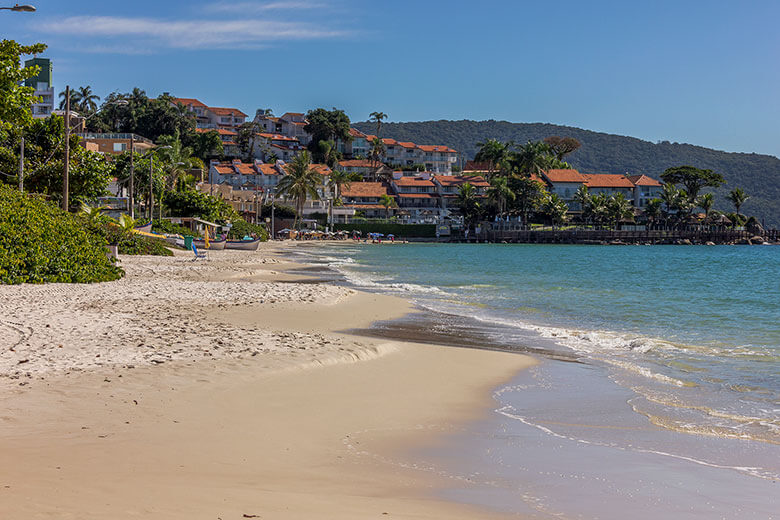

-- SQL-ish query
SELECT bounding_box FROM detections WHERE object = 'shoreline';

[0,243,536,519]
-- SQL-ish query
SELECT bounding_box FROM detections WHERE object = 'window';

[113,143,127,152]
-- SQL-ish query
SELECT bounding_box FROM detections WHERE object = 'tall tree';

[327,169,351,204]
[487,175,515,217]
[607,193,633,229]
[543,193,569,229]
[368,111,387,137]
[379,193,397,220]
[455,182,483,232]
[0,39,47,131]
[305,107,351,158]
[727,187,749,215]
[543,136,581,161]
[644,198,662,227]
[192,130,224,162]
[507,175,546,227]
[661,165,725,203]
[275,150,320,229]
[75,85,100,113]
[474,138,511,178]
[369,137,386,170]
[235,121,261,162]
[697,192,714,217]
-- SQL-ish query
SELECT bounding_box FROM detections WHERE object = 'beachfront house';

[390,174,442,224]
[627,175,664,208]
[340,182,395,220]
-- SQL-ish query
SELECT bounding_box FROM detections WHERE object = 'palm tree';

[587,192,610,227]
[660,183,683,228]
[80,202,109,224]
[58,89,78,110]
[154,134,204,219]
[379,194,398,220]
[276,150,321,229]
[76,86,100,113]
[328,169,351,204]
[369,111,387,137]
[573,185,590,222]
[727,188,749,215]
[644,198,662,228]
[697,193,715,217]
[607,193,633,230]
[513,140,557,176]
[474,139,511,179]
[508,175,545,228]
[543,193,569,230]
[369,137,386,170]
[487,176,515,217]
[456,182,483,233]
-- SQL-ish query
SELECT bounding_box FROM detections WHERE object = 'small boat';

[225,238,262,251]
[193,238,227,250]
[133,221,153,233]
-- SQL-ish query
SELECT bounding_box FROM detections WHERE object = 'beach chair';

[191,243,208,261]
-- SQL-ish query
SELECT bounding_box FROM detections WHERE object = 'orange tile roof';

[583,174,635,188]
[172,97,207,108]
[627,174,663,187]
[393,177,436,187]
[281,163,331,176]
[234,163,257,175]
[341,182,390,198]
[399,141,417,149]
[338,159,380,168]
[258,164,281,175]
[196,128,236,135]
[434,175,489,187]
[382,138,398,146]
[418,144,457,153]
[463,161,491,172]
[282,112,304,118]
[214,165,234,175]
[209,107,248,117]
[259,133,299,141]
[544,169,587,183]
[349,128,366,138]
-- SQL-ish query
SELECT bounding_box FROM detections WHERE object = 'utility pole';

[149,153,154,220]
[63,85,70,211]
[271,191,275,239]
[129,134,135,218]
[18,136,24,192]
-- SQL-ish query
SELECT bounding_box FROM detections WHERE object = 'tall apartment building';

[25,57,55,119]
[170,97,247,130]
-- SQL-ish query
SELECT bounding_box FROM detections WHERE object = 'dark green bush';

[152,218,191,235]
[228,218,269,240]
[0,185,124,284]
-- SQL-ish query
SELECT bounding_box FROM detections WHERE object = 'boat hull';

[225,239,261,251]
[133,221,153,233]
[193,238,227,250]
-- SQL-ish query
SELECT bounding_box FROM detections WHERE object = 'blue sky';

[3,0,780,157]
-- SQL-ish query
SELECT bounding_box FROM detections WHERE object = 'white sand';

[0,244,535,519]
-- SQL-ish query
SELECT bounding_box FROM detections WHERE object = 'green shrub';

[152,218,191,236]
[84,220,174,256]
[228,218,269,240]
[0,185,124,284]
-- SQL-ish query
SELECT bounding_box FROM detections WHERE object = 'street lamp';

[0,4,36,11]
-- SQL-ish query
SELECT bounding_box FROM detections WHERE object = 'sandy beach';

[0,243,535,519]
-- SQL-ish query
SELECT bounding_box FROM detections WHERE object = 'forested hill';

[352,120,780,227]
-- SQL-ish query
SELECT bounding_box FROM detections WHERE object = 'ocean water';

[294,243,780,518]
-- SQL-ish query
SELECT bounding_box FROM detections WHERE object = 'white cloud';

[205,1,326,13]
[36,15,347,52]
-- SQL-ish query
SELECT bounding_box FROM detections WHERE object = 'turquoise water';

[300,242,780,517]
[313,243,779,443]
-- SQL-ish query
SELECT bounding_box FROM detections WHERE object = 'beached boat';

[133,221,153,233]
[193,238,227,250]
[225,238,262,251]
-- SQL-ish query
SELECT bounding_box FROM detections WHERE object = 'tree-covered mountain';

[353,120,780,227]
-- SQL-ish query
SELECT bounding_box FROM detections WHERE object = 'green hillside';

[353,120,780,227]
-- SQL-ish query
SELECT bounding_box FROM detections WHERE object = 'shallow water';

[295,242,780,518]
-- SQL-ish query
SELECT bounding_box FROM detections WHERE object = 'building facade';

[25,57,55,119]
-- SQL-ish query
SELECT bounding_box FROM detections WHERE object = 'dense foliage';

[353,120,780,227]
[227,219,268,240]
[0,185,123,284]
[164,189,238,222]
